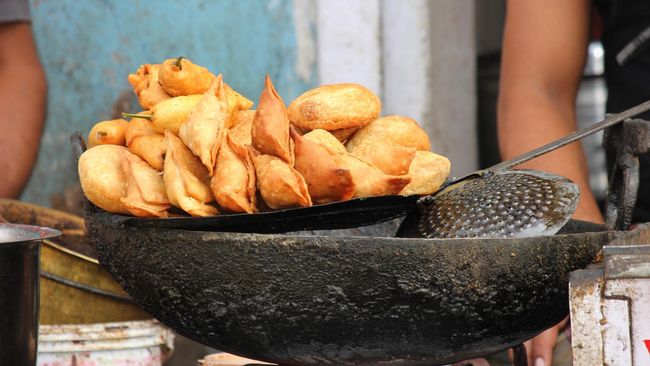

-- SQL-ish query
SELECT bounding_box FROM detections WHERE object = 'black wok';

[86,204,642,366]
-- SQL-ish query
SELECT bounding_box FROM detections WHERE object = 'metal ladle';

[415,99,650,238]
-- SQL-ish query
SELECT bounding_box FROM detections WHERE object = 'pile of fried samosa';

[78,57,451,218]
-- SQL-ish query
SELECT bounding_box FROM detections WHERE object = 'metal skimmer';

[417,99,650,238]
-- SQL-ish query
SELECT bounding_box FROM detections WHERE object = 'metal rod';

[490,99,650,171]
[40,270,135,303]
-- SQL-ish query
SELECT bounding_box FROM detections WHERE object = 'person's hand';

[513,317,568,366]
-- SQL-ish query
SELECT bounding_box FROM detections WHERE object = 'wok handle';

[512,343,528,366]
[490,99,650,171]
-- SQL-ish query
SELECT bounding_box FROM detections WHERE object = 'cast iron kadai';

[79,99,650,237]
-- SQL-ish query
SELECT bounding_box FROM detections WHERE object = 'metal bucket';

[0,223,60,366]
[37,320,174,366]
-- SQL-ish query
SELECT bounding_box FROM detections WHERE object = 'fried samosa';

[333,152,411,198]
[224,84,254,122]
[348,144,416,176]
[159,57,216,97]
[400,151,451,196]
[251,75,293,163]
[164,131,219,217]
[120,151,170,217]
[87,119,129,148]
[302,129,347,153]
[287,83,381,131]
[250,147,311,210]
[127,64,171,109]
[229,110,255,146]
[179,75,230,175]
[291,128,354,204]
[346,115,431,152]
[125,113,166,170]
[211,131,257,213]
[78,145,130,215]
[329,126,358,142]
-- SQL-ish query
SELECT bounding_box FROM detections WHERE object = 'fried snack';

[400,151,451,196]
[329,127,358,142]
[87,119,129,148]
[225,84,254,122]
[287,83,381,131]
[148,94,203,135]
[127,64,171,109]
[125,113,166,171]
[252,75,293,163]
[179,75,229,175]
[120,152,170,217]
[163,131,219,217]
[78,145,129,214]
[349,144,416,176]
[229,110,255,146]
[211,131,257,213]
[346,115,431,152]
[159,57,216,97]
[291,128,354,204]
[333,152,411,198]
[302,129,346,153]
[250,147,312,209]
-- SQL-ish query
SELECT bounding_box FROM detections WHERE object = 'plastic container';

[37,320,174,366]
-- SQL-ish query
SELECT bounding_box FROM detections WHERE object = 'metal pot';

[0,223,60,366]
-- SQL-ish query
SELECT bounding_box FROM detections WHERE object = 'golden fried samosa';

[250,147,311,210]
[291,128,354,204]
[159,57,216,97]
[120,152,170,217]
[224,84,254,122]
[125,113,166,170]
[251,75,293,163]
[164,131,219,217]
[400,151,451,196]
[302,129,347,153]
[78,145,130,214]
[179,75,230,175]
[333,153,411,198]
[349,144,416,176]
[211,131,257,213]
[148,94,203,135]
[330,127,358,142]
[87,119,129,148]
[346,115,431,152]
[127,64,171,109]
[229,110,255,146]
[287,83,381,131]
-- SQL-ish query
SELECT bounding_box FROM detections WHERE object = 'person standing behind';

[499,0,650,365]
[0,0,47,198]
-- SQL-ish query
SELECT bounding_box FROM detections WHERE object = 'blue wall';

[23,0,317,206]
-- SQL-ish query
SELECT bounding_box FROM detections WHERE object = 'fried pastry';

[147,94,203,135]
[250,147,311,209]
[120,151,170,217]
[125,113,166,171]
[291,128,354,204]
[333,152,411,198]
[179,75,230,175]
[163,131,219,217]
[302,129,346,153]
[251,75,293,163]
[159,57,216,97]
[78,145,130,214]
[127,64,171,109]
[211,131,257,213]
[229,110,255,146]
[346,115,431,152]
[287,83,381,131]
[349,144,416,176]
[400,151,451,196]
[87,119,129,148]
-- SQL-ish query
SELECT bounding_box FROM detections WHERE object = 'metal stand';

[512,343,528,366]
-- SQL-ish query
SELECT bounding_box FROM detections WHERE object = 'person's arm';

[499,0,603,224]
[0,22,46,198]
[499,2,601,366]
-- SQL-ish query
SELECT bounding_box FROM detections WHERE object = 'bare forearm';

[498,91,604,223]
[0,23,46,198]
